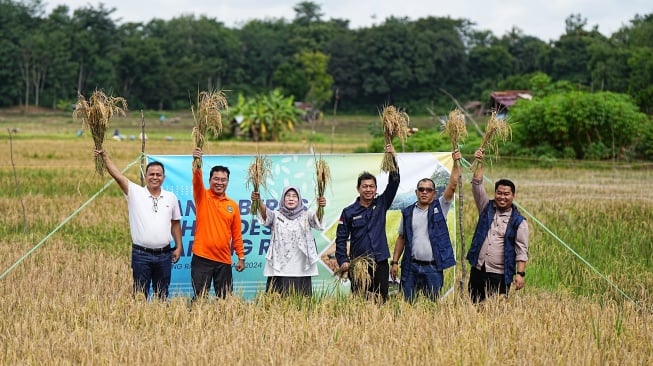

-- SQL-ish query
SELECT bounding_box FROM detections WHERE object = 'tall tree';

[115,22,167,109]
[408,17,470,105]
[355,17,415,104]
[611,13,653,111]
[70,4,121,95]
[27,6,73,107]
[545,14,607,87]
[628,47,653,113]
[612,13,653,48]
[324,27,361,106]
[0,0,38,106]
[42,6,76,108]
[467,44,516,96]
[11,0,46,107]
[238,19,291,93]
[293,1,324,26]
[147,15,242,108]
[297,50,333,109]
[498,27,550,74]
[587,40,631,92]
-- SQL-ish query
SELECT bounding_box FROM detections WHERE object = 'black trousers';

[350,260,389,303]
[190,255,233,299]
[468,265,510,303]
[266,276,312,297]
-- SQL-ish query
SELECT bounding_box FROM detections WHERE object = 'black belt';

[133,244,172,254]
[412,258,436,266]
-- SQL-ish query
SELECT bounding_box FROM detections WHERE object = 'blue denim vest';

[466,201,525,284]
[400,199,456,271]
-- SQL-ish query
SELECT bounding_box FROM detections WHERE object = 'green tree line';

[1,0,653,116]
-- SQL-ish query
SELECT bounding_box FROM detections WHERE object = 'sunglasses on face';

[417,187,435,193]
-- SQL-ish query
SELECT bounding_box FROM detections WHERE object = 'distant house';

[464,101,485,116]
[294,101,320,122]
[490,90,532,113]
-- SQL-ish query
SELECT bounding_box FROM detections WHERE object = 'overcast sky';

[44,0,651,41]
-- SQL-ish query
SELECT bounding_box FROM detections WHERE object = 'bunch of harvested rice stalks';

[191,89,228,170]
[333,255,376,292]
[73,90,127,174]
[246,153,272,217]
[443,108,468,166]
[314,155,331,221]
[380,105,409,172]
[471,110,512,175]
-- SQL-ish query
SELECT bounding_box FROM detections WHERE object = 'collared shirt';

[471,178,529,273]
[191,168,244,264]
[397,196,453,261]
[335,171,400,264]
[126,181,181,248]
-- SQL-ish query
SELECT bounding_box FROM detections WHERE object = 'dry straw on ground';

[73,90,127,174]
[315,155,331,221]
[471,110,512,175]
[379,105,409,172]
[191,89,228,170]
[246,153,272,217]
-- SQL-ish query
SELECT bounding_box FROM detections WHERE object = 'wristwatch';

[516,271,526,277]
[390,260,399,266]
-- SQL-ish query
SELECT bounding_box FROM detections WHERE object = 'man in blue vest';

[467,148,529,303]
[390,150,462,302]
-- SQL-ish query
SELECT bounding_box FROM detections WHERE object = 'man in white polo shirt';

[95,149,183,300]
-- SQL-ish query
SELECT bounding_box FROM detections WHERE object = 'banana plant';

[234,89,304,141]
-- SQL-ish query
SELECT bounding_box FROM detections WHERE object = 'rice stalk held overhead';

[314,155,331,221]
[246,153,272,217]
[380,105,409,172]
[471,110,512,175]
[443,108,468,167]
[443,108,468,292]
[191,89,228,170]
[73,90,127,175]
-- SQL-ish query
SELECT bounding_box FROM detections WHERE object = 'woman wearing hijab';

[251,186,326,296]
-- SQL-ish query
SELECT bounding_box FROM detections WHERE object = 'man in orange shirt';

[191,148,245,299]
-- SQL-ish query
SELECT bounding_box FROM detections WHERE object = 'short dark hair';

[357,171,376,188]
[210,165,230,178]
[416,178,436,190]
[495,179,516,194]
[146,161,165,175]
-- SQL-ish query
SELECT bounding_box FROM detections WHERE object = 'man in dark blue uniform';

[335,144,399,302]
